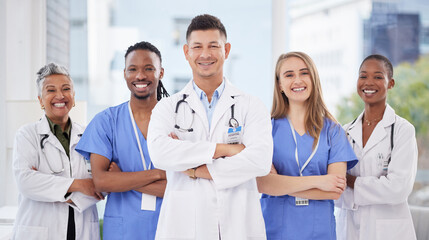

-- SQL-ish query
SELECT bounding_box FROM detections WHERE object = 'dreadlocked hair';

[157,80,169,101]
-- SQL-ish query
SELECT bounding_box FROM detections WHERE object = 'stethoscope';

[39,133,82,174]
[346,117,395,165]
[174,94,239,132]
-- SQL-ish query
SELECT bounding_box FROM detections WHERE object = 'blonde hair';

[271,52,336,148]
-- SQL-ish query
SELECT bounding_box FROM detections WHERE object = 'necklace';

[363,116,381,126]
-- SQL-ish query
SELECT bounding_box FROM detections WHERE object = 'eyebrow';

[45,84,71,88]
[283,68,309,75]
[359,71,384,74]
[191,41,220,45]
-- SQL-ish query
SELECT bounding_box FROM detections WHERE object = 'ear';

[183,44,189,60]
[388,78,395,89]
[224,42,231,59]
[38,96,43,107]
[124,68,126,79]
[159,67,164,80]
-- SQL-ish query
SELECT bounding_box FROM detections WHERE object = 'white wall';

[0,0,47,207]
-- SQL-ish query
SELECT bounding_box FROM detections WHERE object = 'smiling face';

[183,29,231,83]
[38,74,75,124]
[124,49,163,100]
[278,57,313,105]
[357,58,394,107]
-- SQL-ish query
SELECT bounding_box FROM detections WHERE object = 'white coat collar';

[35,115,84,152]
[346,104,396,152]
[179,78,243,135]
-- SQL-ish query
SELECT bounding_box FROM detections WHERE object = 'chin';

[134,93,150,100]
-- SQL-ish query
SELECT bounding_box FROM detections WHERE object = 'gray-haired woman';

[12,63,102,240]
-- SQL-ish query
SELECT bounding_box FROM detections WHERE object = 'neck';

[287,101,307,128]
[288,101,307,121]
[364,102,386,121]
[129,95,157,116]
[49,115,69,131]
[193,75,223,101]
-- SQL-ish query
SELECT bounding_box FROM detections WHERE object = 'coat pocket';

[376,218,416,240]
[14,225,48,240]
[157,191,195,239]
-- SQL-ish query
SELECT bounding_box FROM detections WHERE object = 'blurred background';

[1,0,429,239]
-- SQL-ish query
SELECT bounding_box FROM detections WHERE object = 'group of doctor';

[11,13,417,240]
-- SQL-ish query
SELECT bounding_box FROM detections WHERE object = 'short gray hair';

[36,63,73,97]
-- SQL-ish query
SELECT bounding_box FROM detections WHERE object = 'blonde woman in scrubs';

[258,52,357,240]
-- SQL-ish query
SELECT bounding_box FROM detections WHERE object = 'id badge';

[226,126,242,144]
[295,197,309,206]
[141,193,156,211]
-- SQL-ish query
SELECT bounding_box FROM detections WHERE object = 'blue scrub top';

[76,102,162,240]
[261,118,357,240]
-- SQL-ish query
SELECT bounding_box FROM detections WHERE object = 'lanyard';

[128,101,151,171]
[288,119,320,176]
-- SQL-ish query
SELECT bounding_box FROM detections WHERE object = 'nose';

[136,69,146,80]
[55,91,64,99]
[200,47,211,58]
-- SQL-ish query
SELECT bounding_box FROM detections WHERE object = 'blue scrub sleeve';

[327,122,358,170]
[76,111,114,161]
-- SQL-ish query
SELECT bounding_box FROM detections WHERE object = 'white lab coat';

[12,115,100,240]
[148,79,273,240]
[335,104,417,240]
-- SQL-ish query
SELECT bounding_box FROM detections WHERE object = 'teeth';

[54,103,65,107]
[199,62,213,66]
[363,89,376,94]
[135,84,148,88]
[292,87,305,92]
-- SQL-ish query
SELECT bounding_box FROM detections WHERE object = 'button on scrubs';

[261,118,357,240]
[76,102,162,240]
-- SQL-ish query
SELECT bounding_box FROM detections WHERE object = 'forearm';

[93,169,164,193]
[257,174,321,196]
[134,179,167,198]
[290,189,341,200]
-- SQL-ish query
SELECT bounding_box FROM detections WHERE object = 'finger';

[96,192,104,200]
[169,132,179,139]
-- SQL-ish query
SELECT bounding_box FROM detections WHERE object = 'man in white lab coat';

[147,14,273,240]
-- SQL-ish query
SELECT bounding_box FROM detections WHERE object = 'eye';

[47,89,55,93]
[301,71,309,75]
[192,46,201,49]
[210,44,220,48]
[359,75,367,79]
[145,67,155,72]
[285,74,293,78]
[375,76,384,80]
[63,87,71,91]
[128,68,136,72]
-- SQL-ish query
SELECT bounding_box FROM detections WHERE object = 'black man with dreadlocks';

[76,41,169,239]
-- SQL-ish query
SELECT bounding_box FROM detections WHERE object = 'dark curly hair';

[124,41,169,101]
[186,14,227,41]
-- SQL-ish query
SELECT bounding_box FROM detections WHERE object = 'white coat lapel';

[346,111,364,150]
[210,80,240,136]
[363,105,396,153]
[182,81,210,132]
[36,115,67,155]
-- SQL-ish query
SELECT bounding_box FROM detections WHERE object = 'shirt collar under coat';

[36,115,84,154]
[179,77,243,136]
[346,104,396,153]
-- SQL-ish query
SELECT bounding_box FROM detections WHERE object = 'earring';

[73,102,75,107]
[41,105,45,110]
